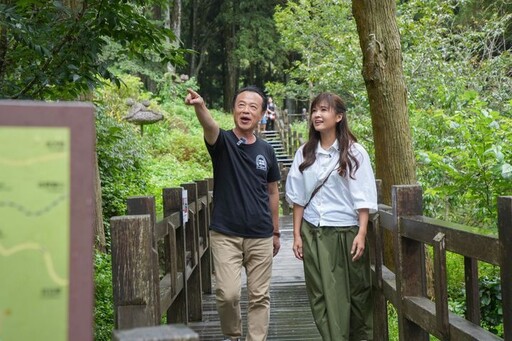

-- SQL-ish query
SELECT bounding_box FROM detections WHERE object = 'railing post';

[433,232,449,338]
[464,256,480,324]
[370,214,389,341]
[182,182,203,322]
[392,185,428,341]
[498,196,512,340]
[195,179,213,294]
[163,187,188,324]
[371,179,389,341]
[111,215,159,329]
[126,196,160,323]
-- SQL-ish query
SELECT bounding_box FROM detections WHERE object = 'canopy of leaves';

[0,0,184,100]
[274,0,511,226]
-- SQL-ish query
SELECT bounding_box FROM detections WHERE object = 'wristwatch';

[273,231,281,237]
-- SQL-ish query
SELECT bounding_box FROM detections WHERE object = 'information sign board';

[0,101,95,341]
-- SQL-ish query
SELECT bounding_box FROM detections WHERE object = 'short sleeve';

[285,146,307,206]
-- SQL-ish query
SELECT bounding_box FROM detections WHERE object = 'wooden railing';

[110,179,213,340]
[370,184,511,341]
[276,108,305,158]
[108,155,511,340]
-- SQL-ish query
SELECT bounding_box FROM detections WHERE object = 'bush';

[479,275,504,336]
[94,252,114,341]
[95,108,149,242]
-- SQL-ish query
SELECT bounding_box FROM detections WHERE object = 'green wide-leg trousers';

[301,220,373,341]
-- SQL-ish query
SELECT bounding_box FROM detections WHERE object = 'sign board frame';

[0,100,95,341]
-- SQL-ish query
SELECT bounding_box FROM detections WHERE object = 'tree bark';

[167,0,182,74]
[93,150,106,252]
[222,0,238,111]
[352,0,417,205]
[352,0,418,274]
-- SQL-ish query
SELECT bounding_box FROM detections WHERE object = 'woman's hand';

[351,233,366,261]
[293,236,304,260]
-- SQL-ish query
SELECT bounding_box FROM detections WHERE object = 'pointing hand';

[185,89,204,106]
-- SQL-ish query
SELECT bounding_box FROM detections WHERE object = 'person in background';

[301,107,308,122]
[185,86,281,341]
[259,108,267,133]
[265,96,276,131]
[285,92,377,341]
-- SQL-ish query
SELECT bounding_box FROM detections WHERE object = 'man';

[185,86,281,341]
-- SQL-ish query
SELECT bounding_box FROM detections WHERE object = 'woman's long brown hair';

[298,92,360,179]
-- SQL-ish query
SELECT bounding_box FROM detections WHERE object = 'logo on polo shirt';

[256,155,267,171]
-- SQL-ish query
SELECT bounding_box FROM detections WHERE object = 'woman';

[285,92,377,341]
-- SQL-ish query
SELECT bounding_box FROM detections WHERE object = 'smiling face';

[232,91,265,134]
[311,100,343,134]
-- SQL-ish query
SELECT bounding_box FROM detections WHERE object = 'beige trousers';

[210,231,274,341]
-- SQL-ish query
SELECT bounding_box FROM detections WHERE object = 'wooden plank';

[393,185,429,341]
[155,218,169,240]
[464,256,481,324]
[188,215,321,340]
[183,182,203,322]
[111,215,159,328]
[126,196,160,323]
[370,213,389,341]
[404,297,502,341]
[163,187,188,324]
[159,272,185,316]
[400,215,500,265]
[433,232,449,338]
[113,324,198,341]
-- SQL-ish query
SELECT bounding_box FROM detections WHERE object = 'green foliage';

[159,75,201,105]
[273,0,363,101]
[435,249,503,337]
[95,108,149,246]
[447,272,504,337]
[276,0,512,229]
[0,1,183,99]
[413,91,512,226]
[387,302,399,340]
[92,81,219,335]
[479,276,504,336]
[94,74,156,120]
[93,252,114,341]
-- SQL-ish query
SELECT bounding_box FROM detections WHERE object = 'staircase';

[259,130,294,214]
[259,130,293,169]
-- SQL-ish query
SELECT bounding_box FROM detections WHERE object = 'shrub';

[93,252,114,341]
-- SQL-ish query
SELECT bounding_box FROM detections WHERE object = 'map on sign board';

[0,127,70,341]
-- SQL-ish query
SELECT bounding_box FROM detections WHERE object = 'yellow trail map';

[0,127,70,341]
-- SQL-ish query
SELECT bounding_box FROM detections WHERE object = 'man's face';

[233,91,264,131]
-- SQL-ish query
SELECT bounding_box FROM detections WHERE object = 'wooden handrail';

[109,167,511,340]
[110,178,214,334]
[370,185,510,341]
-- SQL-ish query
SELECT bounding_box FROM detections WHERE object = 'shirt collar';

[315,140,340,155]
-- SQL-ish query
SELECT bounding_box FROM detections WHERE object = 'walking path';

[188,215,321,340]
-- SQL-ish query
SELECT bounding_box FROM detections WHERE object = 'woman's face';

[311,101,342,133]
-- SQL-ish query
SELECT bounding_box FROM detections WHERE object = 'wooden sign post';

[0,101,95,341]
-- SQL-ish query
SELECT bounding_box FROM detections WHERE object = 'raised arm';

[184,88,220,145]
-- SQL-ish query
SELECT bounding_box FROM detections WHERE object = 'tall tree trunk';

[352,0,417,205]
[222,0,238,111]
[93,151,106,252]
[352,0,418,275]
[168,0,182,74]
[189,0,198,76]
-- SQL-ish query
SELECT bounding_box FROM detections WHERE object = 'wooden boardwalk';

[188,215,322,340]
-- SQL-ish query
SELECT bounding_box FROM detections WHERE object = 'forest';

[0,0,511,339]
